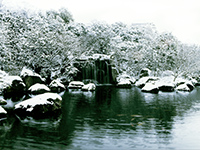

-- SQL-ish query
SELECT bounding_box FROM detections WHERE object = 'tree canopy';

[0,6,200,80]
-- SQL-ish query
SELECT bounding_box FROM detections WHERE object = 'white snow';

[82,83,96,91]
[20,67,44,81]
[3,76,23,86]
[0,70,8,78]
[117,73,136,84]
[15,93,62,111]
[28,83,50,92]
[49,80,65,89]
[0,76,23,92]
[68,81,84,88]
[135,77,155,87]
[155,76,175,87]
[142,82,158,91]
[0,106,7,114]
[176,84,190,91]
[92,54,111,60]
[117,79,131,85]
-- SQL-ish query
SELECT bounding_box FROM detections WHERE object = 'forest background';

[0,7,200,81]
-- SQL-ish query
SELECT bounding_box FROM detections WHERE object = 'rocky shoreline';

[0,66,199,123]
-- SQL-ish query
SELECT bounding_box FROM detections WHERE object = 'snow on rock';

[135,76,159,88]
[139,68,151,78]
[174,77,194,91]
[68,81,84,89]
[0,70,8,78]
[176,84,191,92]
[28,83,50,95]
[156,76,175,92]
[141,82,159,93]
[81,83,96,91]
[49,80,66,93]
[1,76,26,99]
[116,73,136,84]
[0,106,7,119]
[117,79,132,88]
[92,54,111,60]
[20,67,45,89]
[0,98,7,105]
[14,93,62,119]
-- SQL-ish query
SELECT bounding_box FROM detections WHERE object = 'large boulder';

[116,73,136,84]
[175,83,191,92]
[175,77,194,91]
[81,83,96,91]
[141,82,159,93]
[156,76,175,92]
[117,80,132,88]
[28,83,50,95]
[135,76,159,88]
[68,81,84,89]
[20,67,45,89]
[1,76,26,100]
[49,80,66,93]
[14,93,62,120]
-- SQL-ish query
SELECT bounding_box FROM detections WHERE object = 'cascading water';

[74,54,114,84]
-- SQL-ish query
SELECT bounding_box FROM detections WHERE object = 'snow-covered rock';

[176,84,191,92]
[81,83,96,91]
[14,93,62,119]
[1,76,26,100]
[0,106,7,120]
[0,98,7,105]
[156,76,175,92]
[174,77,194,91]
[49,80,66,93]
[135,76,159,88]
[185,81,194,91]
[139,68,151,78]
[28,83,50,95]
[116,73,136,84]
[20,67,45,89]
[141,82,159,93]
[117,79,132,88]
[68,81,84,89]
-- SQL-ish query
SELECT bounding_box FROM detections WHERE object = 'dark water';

[1,86,200,149]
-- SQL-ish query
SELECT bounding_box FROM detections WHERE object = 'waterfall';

[74,55,114,84]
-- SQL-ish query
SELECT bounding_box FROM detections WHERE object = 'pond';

[1,86,200,149]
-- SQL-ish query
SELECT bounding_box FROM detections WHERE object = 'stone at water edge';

[141,82,159,94]
[14,93,62,120]
[135,76,159,88]
[68,81,84,89]
[28,83,50,95]
[20,67,45,89]
[2,76,26,100]
[49,80,66,93]
[117,79,132,88]
[81,83,96,91]
[175,83,191,92]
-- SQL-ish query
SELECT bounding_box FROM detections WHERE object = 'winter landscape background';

[0,3,200,81]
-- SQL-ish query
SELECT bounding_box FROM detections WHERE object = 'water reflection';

[60,86,200,149]
[1,87,200,149]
